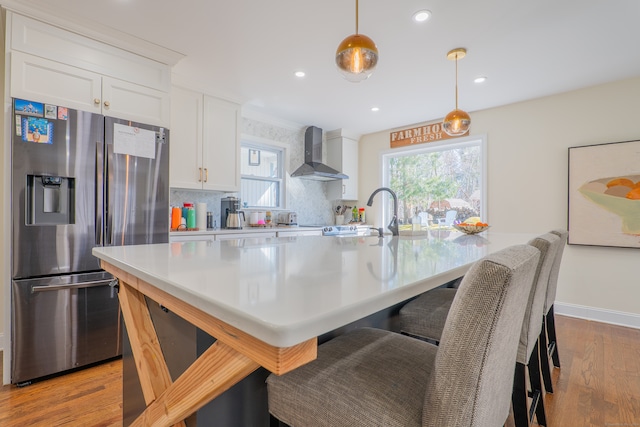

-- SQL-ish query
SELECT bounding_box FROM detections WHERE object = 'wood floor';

[0,315,639,426]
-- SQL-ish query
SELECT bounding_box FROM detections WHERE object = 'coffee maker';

[220,197,244,229]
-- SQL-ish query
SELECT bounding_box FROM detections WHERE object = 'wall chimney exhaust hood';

[291,126,348,181]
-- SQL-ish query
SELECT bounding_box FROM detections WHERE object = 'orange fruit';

[607,178,634,188]
[626,187,640,200]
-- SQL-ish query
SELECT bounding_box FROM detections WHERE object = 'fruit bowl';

[453,223,490,235]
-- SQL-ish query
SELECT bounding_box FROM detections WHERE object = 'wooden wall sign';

[390,121,468,148]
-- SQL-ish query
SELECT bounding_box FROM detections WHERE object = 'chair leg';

[512,362,530,427]
[539,319,554,394]
[528,341,547,427]
[547,305,561,368]
[270,415,286,427]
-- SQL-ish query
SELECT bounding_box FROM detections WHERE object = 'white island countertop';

[93,232,534,348]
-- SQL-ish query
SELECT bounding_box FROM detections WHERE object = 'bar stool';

[539,229,568,393]
[267,245,539,427]
[399,233,561,427]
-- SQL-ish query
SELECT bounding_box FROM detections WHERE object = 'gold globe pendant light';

[335,0,379,82]
[443,48,471,136]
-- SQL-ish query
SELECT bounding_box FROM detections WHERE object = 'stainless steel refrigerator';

[10,98,169,384]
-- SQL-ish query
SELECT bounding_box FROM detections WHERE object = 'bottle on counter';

[171,207,182,230]
[182,202,194,222]
[358,208,366,223]
[207,212,214,230]
[266,211,272,225]
[352,206,358,223]
[186,206,196,229]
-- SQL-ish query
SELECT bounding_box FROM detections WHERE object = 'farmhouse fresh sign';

[390,121,468,148]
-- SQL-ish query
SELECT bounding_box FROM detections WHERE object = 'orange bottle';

[171,207,181,229]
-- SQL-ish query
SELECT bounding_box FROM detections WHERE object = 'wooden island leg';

[102,260,317,427]
[120,281,260,427]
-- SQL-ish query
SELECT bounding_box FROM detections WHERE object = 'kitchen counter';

[94,231,532,348]
[92,231,535,425]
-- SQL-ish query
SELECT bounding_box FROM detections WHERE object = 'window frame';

[379,134,487,227]
[240,135,288,209]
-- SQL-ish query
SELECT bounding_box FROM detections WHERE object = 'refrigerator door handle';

[31,279,113,293]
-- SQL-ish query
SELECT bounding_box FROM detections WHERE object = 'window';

[240,140,285,208]
[381,136,486,227]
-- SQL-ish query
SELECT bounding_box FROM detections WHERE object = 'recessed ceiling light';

[294,71,306,78]
[413,10,432,23]
[371,107,380,112]
[474,76,487,83]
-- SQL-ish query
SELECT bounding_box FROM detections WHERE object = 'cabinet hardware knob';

[199,168,203,182]
[103,101,110,108]
[94,98,100,105]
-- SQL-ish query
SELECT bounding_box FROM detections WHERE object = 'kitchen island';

[93,232,534,426]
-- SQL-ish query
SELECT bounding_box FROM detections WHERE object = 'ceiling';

[7,0,640,136]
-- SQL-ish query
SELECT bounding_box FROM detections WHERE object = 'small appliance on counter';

[277,211,297,226]
[221,197,244,229]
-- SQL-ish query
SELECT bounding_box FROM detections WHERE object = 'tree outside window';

[384,138,485,227]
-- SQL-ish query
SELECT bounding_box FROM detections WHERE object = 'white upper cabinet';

[101,76,169,126]
[170,86,240,192]
[10,52,170,126]
[8,13,171,127]
[326,129,359,201]
[170,86,203,189]
[202,96,240,192]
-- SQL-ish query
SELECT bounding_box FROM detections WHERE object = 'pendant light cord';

[355,0,359,34]
[455,53,459,110]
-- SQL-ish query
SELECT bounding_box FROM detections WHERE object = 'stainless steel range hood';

[291,126,348,181]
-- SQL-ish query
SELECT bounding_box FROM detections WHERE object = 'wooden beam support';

[101,260,319,426]
[118,281,187,427]
[130,340,259,427]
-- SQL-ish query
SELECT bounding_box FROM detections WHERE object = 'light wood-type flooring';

[0,315,639,426]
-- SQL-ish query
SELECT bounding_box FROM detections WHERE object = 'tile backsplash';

[170,115,335,226]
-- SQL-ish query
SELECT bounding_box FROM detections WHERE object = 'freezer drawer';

[11,271,122,384]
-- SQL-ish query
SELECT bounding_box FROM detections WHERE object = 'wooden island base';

[101,261,317,427]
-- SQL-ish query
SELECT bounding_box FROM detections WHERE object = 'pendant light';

[335,0,379,82]
[443,48,471,136]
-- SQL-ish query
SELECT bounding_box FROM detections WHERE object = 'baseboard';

[555,302,640,330]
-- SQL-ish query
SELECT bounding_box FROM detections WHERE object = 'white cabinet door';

[102,76,170,127]
[10,52,170,127]
[203,96,240,192]
[10,51,102,114]
[327,134,359,200]
[170,86,204,189]
[170,89,240,192]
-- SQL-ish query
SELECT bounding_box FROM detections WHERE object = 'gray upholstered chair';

[267,244,540,427]
[539,229,568,393]
[511,233,561,427]
[399,233,562,427]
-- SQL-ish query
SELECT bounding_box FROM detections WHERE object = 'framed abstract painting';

[568,139,640,248]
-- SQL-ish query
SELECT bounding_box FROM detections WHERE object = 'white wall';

[359,76,640,323]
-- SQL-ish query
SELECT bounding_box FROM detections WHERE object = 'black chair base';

[540,305,561,393]
[512,341,547,427]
